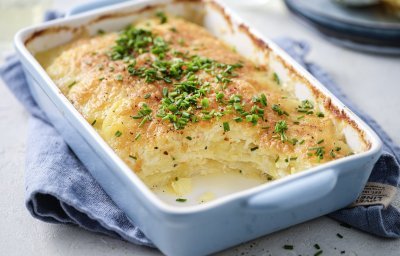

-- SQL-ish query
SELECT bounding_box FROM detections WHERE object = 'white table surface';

[0,1,399,255]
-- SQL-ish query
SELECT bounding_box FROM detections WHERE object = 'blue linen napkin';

[1,17,400,248]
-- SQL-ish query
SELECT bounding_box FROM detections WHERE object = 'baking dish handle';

[246,169,338,211]
[66,0,128,17]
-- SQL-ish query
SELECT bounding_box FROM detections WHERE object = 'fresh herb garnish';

[283,245,293,250]
[186,136,192,140]
[201,98,210,108]
[260,93,268,107]
[273,72,280,85]
[176,198,187,202]
[144,93,151,99]
[274,120,288,141]
[132,103,153,127]
[330,149,336,158]
[110,27,154,60]
[91,120,97,126]
[115,130,122,137]
[314,250,323,256]
[340,222,352,229]
[246,114,259,125]
[68,81,77,88]
[109,24,281,131]
[272,104,288,116]
[216,92,225,102]
[223,122,230,132]
[135,133,141,141]
[233,117,243,122]
[129,155,137,160]
[309,146,325,160]
[156,11,168,24]
[297,100,314,114]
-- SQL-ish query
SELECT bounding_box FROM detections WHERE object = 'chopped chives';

[223,122,230,132]
[156,11,167,24]
[340,222,352,229]
[176,198,187,202]
[68,81,77,88]
[283,245,293,250]
[216,92,224,101]
[162,87,168,97]
[273,72,280,85]
[260,93,267,107]
[314,251,323,256]
[272,104,288,116]
[144,93,151,99]
[135,133,141,141]
[274,120,288,142]
[115,130,122,137]
[201,98,210,108]
[317,139,324,144]
[91,120,97,126]
[186,136,192,140]
[233,117,243,122]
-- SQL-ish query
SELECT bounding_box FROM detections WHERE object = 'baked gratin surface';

[37,14,354,194]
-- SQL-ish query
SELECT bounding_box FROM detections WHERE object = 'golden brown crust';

[36,14,362,189]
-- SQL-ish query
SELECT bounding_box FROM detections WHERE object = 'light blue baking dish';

[14,0,382,255]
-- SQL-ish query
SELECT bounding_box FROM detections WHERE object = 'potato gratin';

[37,13,355,196]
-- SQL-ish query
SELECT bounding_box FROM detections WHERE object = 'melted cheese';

[37,16,356,194]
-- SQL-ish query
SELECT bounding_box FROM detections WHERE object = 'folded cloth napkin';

[1,15,400,248]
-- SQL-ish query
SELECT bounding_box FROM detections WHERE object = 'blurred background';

[0,0,51,54]
[0,0,399,56]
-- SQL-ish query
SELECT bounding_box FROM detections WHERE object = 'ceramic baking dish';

[14,0,382,255]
